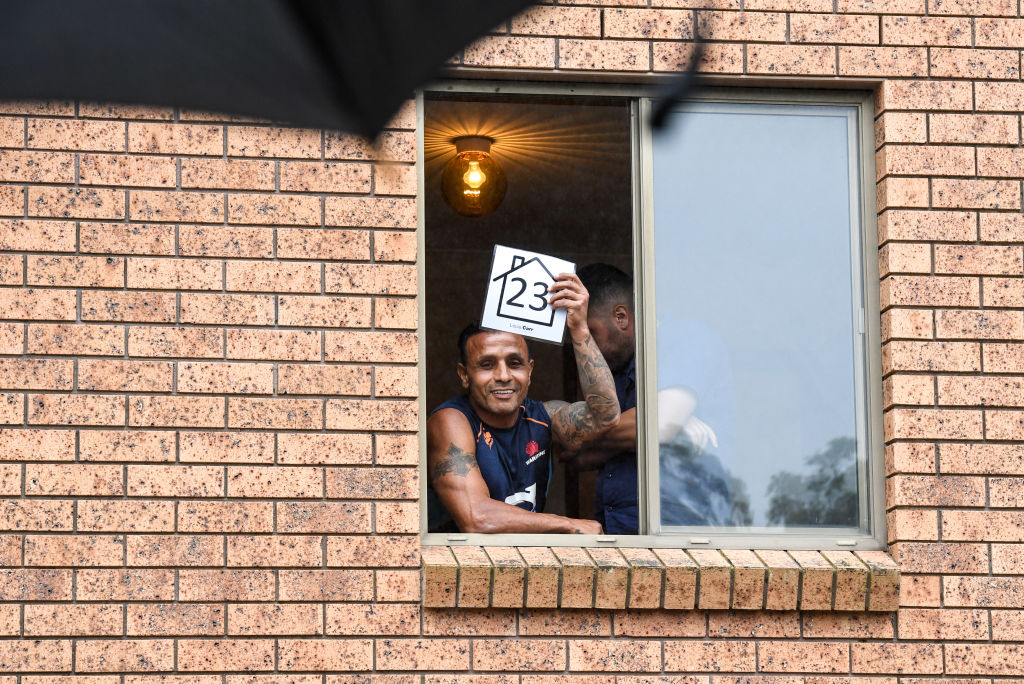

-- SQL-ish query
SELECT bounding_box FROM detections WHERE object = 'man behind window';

[427,272,619,534]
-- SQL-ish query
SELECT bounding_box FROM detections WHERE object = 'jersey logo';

[482,430,493,448]
[525,441,539,457]
[504,483,537,509]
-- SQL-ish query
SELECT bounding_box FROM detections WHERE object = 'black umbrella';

[0,0,534,137]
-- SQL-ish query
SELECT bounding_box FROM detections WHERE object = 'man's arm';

[560,407,637,470]
[428,408,602,534]
[544,273,621,451]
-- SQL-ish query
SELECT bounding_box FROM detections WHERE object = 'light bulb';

[441,136,506,217]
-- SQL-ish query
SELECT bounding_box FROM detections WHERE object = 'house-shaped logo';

[491,254,557,327]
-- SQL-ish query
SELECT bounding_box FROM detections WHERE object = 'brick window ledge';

[422,546,899,612]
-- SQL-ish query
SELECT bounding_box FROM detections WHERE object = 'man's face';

[587,305,635,374]
[458,332,534,427]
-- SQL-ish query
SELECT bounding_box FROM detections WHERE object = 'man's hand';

[572,519,603,535]
[549,272,590,339]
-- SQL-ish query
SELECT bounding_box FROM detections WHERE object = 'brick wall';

[0,0,1022,679]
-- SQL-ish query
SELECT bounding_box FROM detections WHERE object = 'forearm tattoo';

[430,443,478,483]
[554,333,620,449]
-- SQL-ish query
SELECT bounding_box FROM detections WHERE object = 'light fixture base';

[453,135,494,154]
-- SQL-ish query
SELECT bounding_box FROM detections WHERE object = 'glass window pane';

[652,101,865,532]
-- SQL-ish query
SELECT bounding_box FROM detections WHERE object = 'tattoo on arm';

[430,443,478,483]
[554,333,620,449]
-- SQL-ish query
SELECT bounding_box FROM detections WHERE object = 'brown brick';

[724,548,766,610]
[325,197,415,229]
[891,541,988,574]
[475,639,567,671]
[77,501,174,532]
[663,640,756,672]
[822,550,868,611]
[0,428,74,461]
[229,604,323,636]
[790,550,834,610]
[883,340,979,373]
[177,501,273,533]
[803,611,894,638]
[276,228,369,260]
[876,112,927,145]
[279,639,374,672]
[28,394,125,426]
[887,508,938,542]
[129,396,225,428]
[941,442,1024,474]
[127,534,224,566]
[181,158,275,190]
[697,11,784,40]
[930,0,1016,14]
[881,16,971,45]
[27,119,124,151]
[993,609,1024,640]
[751,549,798,611]
[976,82,1024,111]
[280,161,370,193]
[934,179,1021,210]
[178,639,275,672]
[278,501,371,534]
[931,113,1020,144]
[511,6,601,36]
[653,42,744,73]
[991,477,1024,506]
[279,569,373,602]
[375,639,469,671]
[986,409,1024,440]
[25,534,125,567]
[178,569,275,602]
[749,44,836,75]
[228,397,322,430]
[0,117,23,148]
[759,641,850,673]
[374,230,417,262]
[79,154,175,188]
[228,193,320,226]
[885,407,983,440]
[790,14,878,44]
[25,463,122,496]
[938,246,1023,277]
[0,150,75,183]
[0,568,71,600]
[178,362,274,394]
[0,641,69,674]
[0,254,20,285]
[876,177,929,209]
[227,535,322,567]
[883,374,934,407]
[325,331,417,362]
[462,36,556,69]
[0,394,22,424]
[897,607,988,641]
[0,324,21,354]
[0,499,71,530]
[128,326,222,358]
[78,359,173,392]
[690,549,731,610]
[930,47,1020,79]
[708,611,798,638]
[944,510,1024,542]
[226,329,320,361]
[127,604,224,636]
[376,433,418,466]
[279,364,370,397]
[326,603,419,636]
[2,289,76,321]
[227,260,320,293]
[128,258,222,290]
[227,466,322,498]
[377,569,420,602]
[76,569,174,601]
[180,432,274,464]
[179,225,274,258]
[227,126,321,158]
[80,102,173,119]
[515,609,608,637]
[0,358,72,390]
[128,123,223,155]
[278,433,372,465]
[127,465,224,497]
[24,603,123,636]
[180,293,274,325]
[326,467,417,500]
[877,144,974,177]
[326,398,418,431]
[69,431,167,467]
[326,535,419,568]
[980,147,1024,178]
[937,310,1024,340]
[605,8,693,39]
[879,209,976,242]
[131,190,223,223]
[851,643,942,674]
[888,474,985,505]
[840,47,927,76]
[326,263,415,295]
[81,291,176,323]
[878,79,973,111]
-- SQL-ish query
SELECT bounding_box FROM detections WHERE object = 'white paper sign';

[481,244,576,344]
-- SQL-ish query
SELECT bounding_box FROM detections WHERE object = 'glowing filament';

[463,161,486,189]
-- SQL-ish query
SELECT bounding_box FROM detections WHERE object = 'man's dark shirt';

[593,356,638,534]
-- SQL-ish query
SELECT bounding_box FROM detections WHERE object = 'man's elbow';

[458,510,505,535]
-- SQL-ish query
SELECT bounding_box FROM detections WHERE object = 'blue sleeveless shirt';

[428,395,553,531]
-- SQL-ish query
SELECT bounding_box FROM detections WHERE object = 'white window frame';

[418,82,885,550]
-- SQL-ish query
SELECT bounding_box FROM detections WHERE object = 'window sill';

[421,546,899,612]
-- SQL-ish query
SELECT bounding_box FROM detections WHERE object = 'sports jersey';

[593,356,638,535]
[427,394,553,532]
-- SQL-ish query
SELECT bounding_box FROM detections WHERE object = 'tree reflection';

[766,436,858,527]
[659,442,752,526]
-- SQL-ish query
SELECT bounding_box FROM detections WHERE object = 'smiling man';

[427,273,620,534]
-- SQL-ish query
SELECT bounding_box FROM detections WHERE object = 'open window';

[420,84,884,550]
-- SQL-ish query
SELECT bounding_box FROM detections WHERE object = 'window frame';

[418,81,885,550]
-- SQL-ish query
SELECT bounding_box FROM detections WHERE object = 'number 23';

[506,277,548,311]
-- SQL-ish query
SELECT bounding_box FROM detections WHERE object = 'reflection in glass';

[652,102,864,530]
